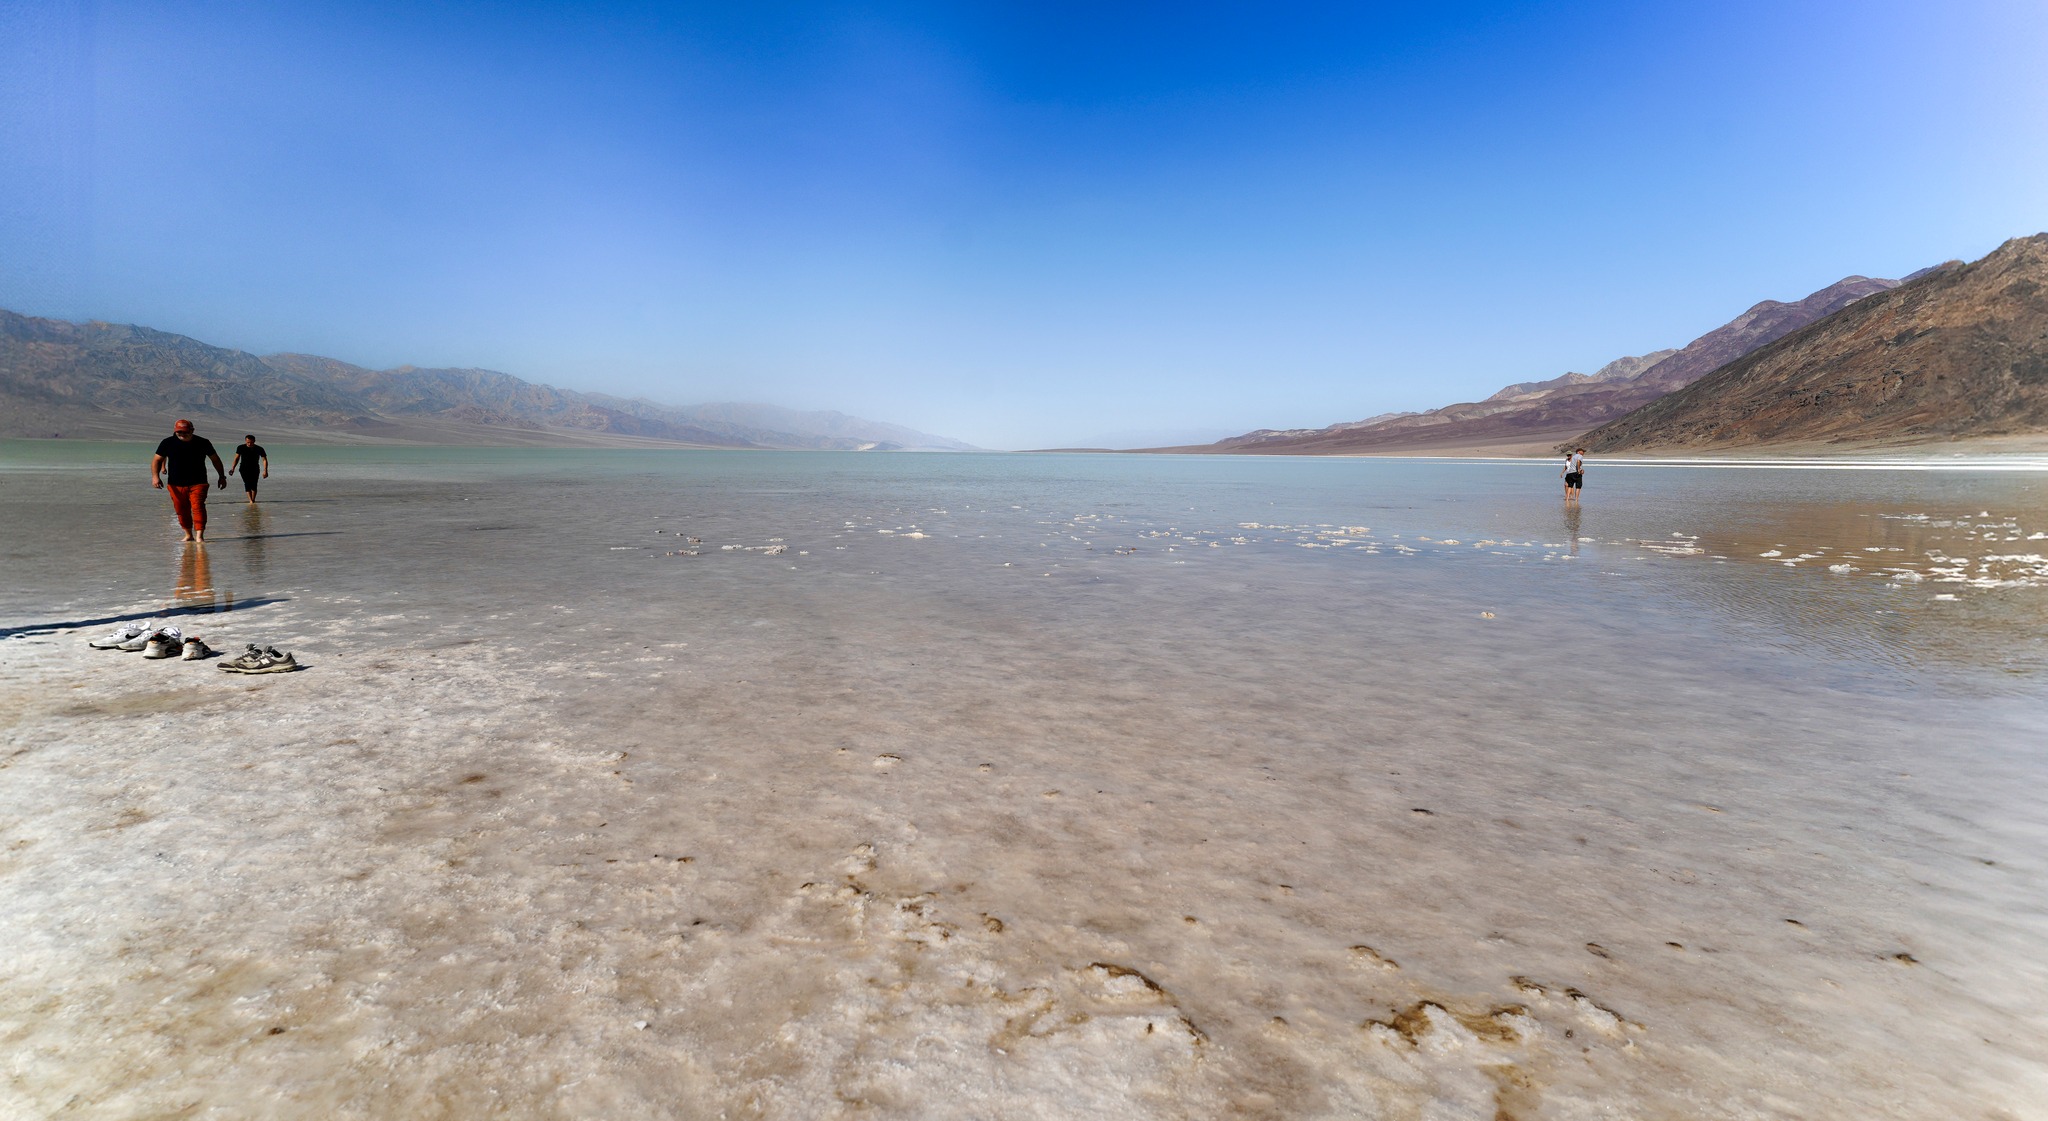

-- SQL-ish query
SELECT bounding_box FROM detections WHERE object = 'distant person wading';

[230,435,270,504]
[152,419,228,542]
[1563,447,1586,504]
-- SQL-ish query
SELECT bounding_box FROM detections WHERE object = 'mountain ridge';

[0,311,974,451]
[1181,273,1906,456]
[1574,235,2048,451]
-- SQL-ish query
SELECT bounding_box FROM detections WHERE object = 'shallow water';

[2,443,2045,1119]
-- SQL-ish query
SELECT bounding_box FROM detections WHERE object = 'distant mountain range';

[15,235,2046,458]
[1191,274,1912,456]
[0,311,975,451]
[1578,234,2048,451]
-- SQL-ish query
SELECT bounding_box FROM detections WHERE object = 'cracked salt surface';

[3,444,2048,1119]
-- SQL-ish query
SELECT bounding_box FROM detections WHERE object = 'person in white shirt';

[1563,448,1586,504]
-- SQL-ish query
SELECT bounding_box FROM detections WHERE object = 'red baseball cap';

[173,419,194,431]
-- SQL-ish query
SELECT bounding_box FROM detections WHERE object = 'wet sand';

[3,447,2045,1119]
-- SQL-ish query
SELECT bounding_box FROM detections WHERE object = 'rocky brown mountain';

[1575,235,2048,452]
[0,310,971,450]
[1193,274,1904,455]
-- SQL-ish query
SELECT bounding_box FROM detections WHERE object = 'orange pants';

[168,483,209,534]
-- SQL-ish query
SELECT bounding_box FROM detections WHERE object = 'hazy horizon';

[5,1,2046,449]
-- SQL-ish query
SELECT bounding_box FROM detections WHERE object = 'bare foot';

[182,534,196,542]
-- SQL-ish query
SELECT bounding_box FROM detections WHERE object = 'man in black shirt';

[229,435,270,504]
[151,419,228,541]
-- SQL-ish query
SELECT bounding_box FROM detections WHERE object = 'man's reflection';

[171,542,229,611]
[1563,503,1582,556]
[241,503,267,583]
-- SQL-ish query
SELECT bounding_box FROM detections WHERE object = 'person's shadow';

[2,542,284,640]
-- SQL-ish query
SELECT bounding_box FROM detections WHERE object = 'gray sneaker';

[219,644,267,672]
[181,638,213,661]
[241,647,300,674]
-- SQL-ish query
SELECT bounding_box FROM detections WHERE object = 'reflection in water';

[240,504,267,584]
[1561,503,1581,556]
[1605,495,2048,680]
[169,544,231,612]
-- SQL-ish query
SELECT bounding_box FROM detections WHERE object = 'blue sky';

[5,1,2046,448]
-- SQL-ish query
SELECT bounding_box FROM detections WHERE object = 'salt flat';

[3,444,2045,1119]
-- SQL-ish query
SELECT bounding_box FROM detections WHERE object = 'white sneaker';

[89,622,152,649]
[181,638,213,661]
[134,625,184,656]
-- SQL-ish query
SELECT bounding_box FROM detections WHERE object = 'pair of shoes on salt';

[88,622,213,660]
[144,631,213,660]
[128,624,181,655]
[219,644,298,673]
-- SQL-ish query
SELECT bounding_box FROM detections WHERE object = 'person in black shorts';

[1564,447,1586,504]
[229,435,269,504]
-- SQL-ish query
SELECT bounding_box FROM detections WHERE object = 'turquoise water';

[5,440,2045,683]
